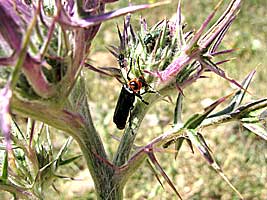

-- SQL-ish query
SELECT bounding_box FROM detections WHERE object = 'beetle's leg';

[135,93,149,105]
[140,90,156,95]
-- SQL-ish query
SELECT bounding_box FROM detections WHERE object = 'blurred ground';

[1,0,267,199]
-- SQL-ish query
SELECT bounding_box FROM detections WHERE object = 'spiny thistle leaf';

[147,149,182,199]
[0,181,37,199]
[84,63,118,78]
[184,92,233,129]
[146,159,164,189]
[242,123,267,140]
[186,130,214,165]
[174,137,184,159]
[208,70,256,118]
[197,132,212,153]
[186,130,244,199]
[54,137,73,168]
[185,138,194,154]
[186,0,223,52]
[237,105,267,140]
[200,57,243,91]
[151,0,242,85]
[231,98,267,119]
[59,154,83,166]
[175,0,185,47]
[199,0,242,51]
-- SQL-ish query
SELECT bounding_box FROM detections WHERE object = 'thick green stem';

[112,101,149,166]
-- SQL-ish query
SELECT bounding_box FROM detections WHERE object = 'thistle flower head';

[110,0,242,94]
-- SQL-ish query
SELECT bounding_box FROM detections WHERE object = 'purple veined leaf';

[2,1,54,99]
[15,0,33,21]
[0,0,34,52]
[0,1,24,50]
[150,0,241,84]
[22,54,56,98]
[146,148,182,200]
[63,0,75,17]
[57,1,169,28]
[0,83,12,151]
[0,53,17,66]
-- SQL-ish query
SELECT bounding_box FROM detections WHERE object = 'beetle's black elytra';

[113,84,135,130]
[113,75,149,130]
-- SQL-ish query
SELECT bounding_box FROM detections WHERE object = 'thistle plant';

[0,0,266,199]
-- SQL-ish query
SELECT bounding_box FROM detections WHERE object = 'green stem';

[10,2,40,89]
